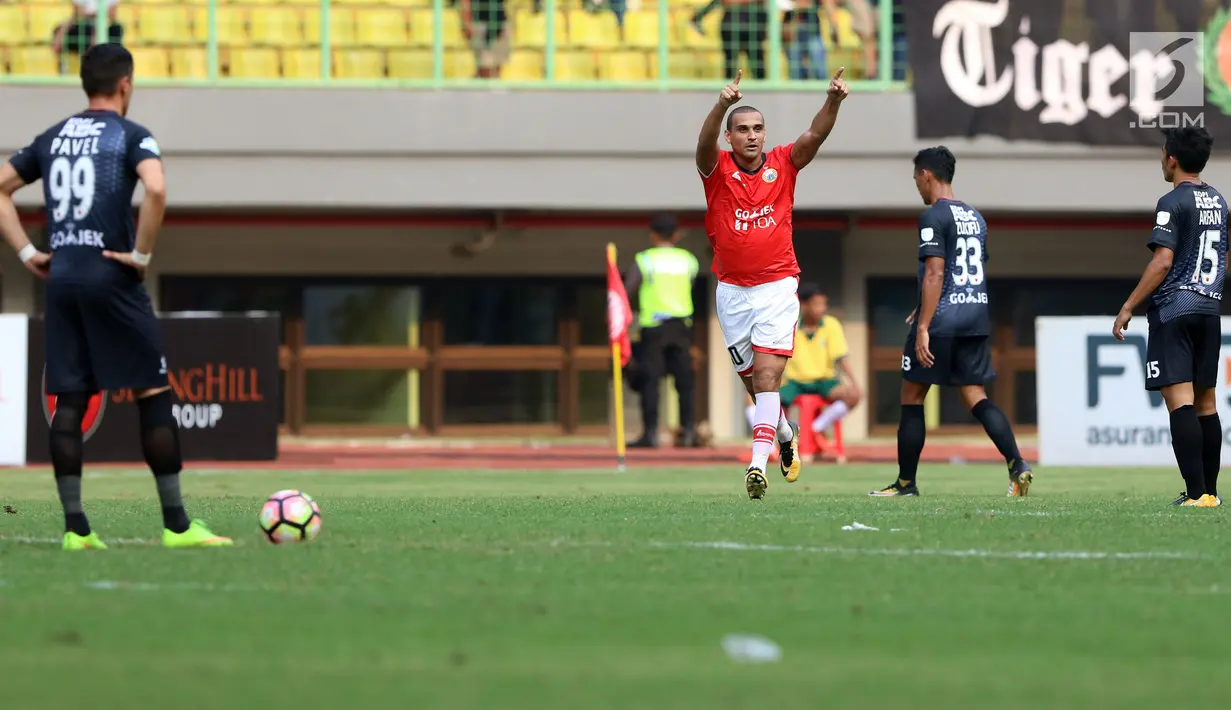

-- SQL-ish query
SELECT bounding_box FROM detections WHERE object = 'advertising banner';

[25,313,280,463]
[906,0,1231,147]
[0,314,28,466]
[1037,316,1231,466]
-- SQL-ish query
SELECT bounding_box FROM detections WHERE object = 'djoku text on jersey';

[10,111,162,284]
[917,199,991,337]
[1148,184,1229,325]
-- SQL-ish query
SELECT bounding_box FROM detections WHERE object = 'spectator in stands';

[52,0,124,57]
[717,0,770,80]
[460,0,510,78]
[784,0,827,80]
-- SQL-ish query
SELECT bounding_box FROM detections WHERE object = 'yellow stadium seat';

[695,48,723,79]
[676,9,718,49]
[28,6,63,43]
[513,11,567,49]
[598,50,648,81]
[445,49,475,79]
[623,11,661,50]
[304,9,357,47]
[386,0,433,7]
[355,8,408,47]
[0,7,27,44]
[10,46,60,76]
[280,48,321,78]
[552,50,594,80]
[170,48,208,78]
[139,6,193,44]
[131,47,170,78]
[387,49,434,79]
[62,53,81,77]
[567,10,618,50]
[244,0,286,5]
[250,8,303,46]
[502,49,542,80]
[228,47,281,78]
[115,6,140,42]
[282,0,322,5]
[193,7,249,45]
[408,9,465,48]
[332,49,384,78]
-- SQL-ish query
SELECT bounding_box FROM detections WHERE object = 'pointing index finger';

[733,69,742,86]
[833,66,845,80]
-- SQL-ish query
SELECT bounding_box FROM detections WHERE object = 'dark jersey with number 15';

[1147,182,1229,326]
[8,109,162,285]
[916,198,991,337]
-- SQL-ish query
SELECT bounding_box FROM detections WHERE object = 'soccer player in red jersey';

[696,67,849,499]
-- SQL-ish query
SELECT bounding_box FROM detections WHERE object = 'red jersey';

[700,143,801,287]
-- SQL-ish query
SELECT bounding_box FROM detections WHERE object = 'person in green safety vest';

[623,214,700,448]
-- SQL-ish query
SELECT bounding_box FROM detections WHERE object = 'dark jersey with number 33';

[1147,183,1229,326]
[916,198,991,337]
[8,109,162,284]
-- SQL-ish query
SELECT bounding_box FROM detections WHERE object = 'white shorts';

[715,276,800,376]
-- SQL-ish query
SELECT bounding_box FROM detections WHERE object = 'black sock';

[1170,405,1207,499]
[970,399,1024,471]
[138,391,191,533]
[897,404,926,483]
[1199,413,1221,498]
[49,393,91,536]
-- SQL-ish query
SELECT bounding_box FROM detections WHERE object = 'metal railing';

[1,0,909,89]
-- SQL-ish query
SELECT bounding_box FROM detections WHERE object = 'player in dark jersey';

[0,44,232,549]
[871,147,1033,498]
[1113,127,1226,508]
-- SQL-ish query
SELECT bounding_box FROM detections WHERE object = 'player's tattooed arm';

[790,66,849,170]
[697,71,742,177]
[0,163,49,279]
[1113,247,1174,340]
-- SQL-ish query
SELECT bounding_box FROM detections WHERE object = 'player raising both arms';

[871,147,1032,498]
[1113,127,1226,508]
[696,67,849,500]
[0,44,232,549]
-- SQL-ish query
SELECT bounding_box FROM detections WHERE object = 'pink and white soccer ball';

[259,489,322,544]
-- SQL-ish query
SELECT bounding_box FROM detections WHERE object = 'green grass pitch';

[2,464,1228,709]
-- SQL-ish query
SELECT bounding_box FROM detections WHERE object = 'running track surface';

[5,441,1038,471]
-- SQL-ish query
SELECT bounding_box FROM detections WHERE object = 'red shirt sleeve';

[775,143,801,179]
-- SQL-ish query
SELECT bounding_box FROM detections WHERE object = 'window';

[438,281,559,346]
[160,277,298,343]
[443,371,558,425]
[304,285,421,346]
[305,369,416,426]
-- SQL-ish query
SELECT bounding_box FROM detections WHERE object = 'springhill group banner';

[906,0,1231,147]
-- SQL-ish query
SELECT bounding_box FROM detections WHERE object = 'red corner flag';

[606,244,633,367]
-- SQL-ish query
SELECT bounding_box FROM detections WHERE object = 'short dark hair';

[650,213,678,238]
[913,146,957,184]
[81,43,133,98]
[798,282,825,301]
[1163,127,1214,174]
[726,106,763,131]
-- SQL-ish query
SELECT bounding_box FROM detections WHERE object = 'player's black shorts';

[45,279,168,395]
[901,332,996,386]
[1145,313,1221,391]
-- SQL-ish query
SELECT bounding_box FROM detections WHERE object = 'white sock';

[750,392,781,472]
[777,407,793,443]
[745,404,757,432]
[813,400,850,434]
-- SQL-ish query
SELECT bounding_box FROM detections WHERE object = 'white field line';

[1,536,159,545]
[650,540,1202,561]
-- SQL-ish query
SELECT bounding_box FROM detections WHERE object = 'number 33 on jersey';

[916,199,992,338]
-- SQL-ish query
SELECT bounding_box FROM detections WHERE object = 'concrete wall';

[1,86,1207,210]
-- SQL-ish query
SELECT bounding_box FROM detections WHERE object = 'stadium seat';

[303,9,357,47]
[513,11,568,49]
[695,49,722,79]
[131,46,171,78]
[170,47,209,78]
[0,7,27,45]
[386,0,434,8]
[332,48,384,78]
[792,395,847,463]
[10,46,59,76]
[28,5,63,43]
[651,50,698,80]
[282,48,322,78]
[115,6,140,42]
[623,10,660,50]
[552,50,594,80]
[598,50,648,81]
[139,6,193,45]
[445,49,476,79]
[676,9,718,49]
[356,8,409,47]
[250,7,304,46]
[228,47,281,79]
[408,9,467,49]
[502,49,543,80]
[194,7,249,45]
[567,9,618,50]
[386,49,434,79]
